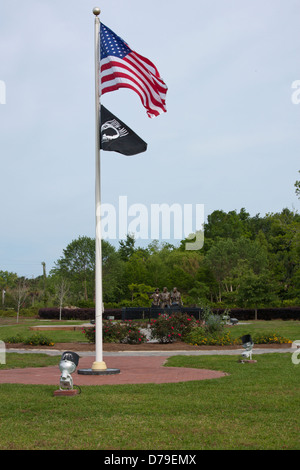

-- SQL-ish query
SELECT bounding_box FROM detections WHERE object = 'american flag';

[100,23,167,118]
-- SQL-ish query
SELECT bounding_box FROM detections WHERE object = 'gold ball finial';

[93,7,101,16]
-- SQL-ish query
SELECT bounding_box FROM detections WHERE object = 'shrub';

[18,307,40,317]
[4,333,54,346]
[185,328,292,346]
[82,321,147,344]
[102,321,125,343]
[252,332,292,344]
[4,334,25,344]
[82,327,96,343]
[149,312,198,343]
[212,307,300,321]
[39,307,95,321]
[23,334,54,346]
[76,300,95,308]
[0,308,39,318]
[185,328,237,346]
[39,307,122,320]
[120,327,147,344]
[204,313,225,334]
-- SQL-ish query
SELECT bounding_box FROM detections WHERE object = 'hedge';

[212,307,300,321]
[38,306,300,321]
[38,308,122,321]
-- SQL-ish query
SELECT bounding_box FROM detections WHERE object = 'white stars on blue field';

[100,23,131,60]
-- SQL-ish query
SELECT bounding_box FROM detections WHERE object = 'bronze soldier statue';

[170,287,183,306]
[150,288,160,307]
[160,287,171,308]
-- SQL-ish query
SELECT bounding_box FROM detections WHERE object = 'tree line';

[1,206,299,313]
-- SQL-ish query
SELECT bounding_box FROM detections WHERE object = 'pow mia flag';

[100,105,147,156]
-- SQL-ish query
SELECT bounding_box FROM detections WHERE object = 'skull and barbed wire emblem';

[101,119,129,142]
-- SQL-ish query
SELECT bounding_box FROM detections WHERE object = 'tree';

[102,241,125,303]
[294,170,300,199]
[203,208,251,251]
[53,277,70,320]
[119,234,135,261]
[10,278,29,323]
[123,251,149,288]
[237,272,277,319]
[205,238,268,302]
[128,283,155,306]
[52,236,95,301]
[165,250,203,293]
[187,281,210,306]
[0,271,18,307]
[264,209,300,300]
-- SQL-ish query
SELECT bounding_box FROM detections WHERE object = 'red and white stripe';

[101,50,168,118]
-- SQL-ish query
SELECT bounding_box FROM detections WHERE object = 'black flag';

[100,105,147,156]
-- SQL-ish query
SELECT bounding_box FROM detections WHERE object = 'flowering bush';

[149,312,198,343]
[185,328,237,346]
[4,334,25,344]
[4,333,54,346]
[252,332,292,344]
[23,333,54,346]
[82,327,96,343]
[185,328,292,346]
[82,321,147,344]
[120,327,147,344]
[103,321,127,343]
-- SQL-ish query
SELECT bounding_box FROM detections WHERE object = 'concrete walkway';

[5,346,293,356]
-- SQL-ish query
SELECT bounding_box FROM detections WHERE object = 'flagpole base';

[92,360,107,370]
[77,367,120,376]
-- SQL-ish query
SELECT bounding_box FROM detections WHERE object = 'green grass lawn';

[0,351,299,450]
[0,318,87,343]
[0,352,59,369]
[227,320,300,342]
[1,318,300,345]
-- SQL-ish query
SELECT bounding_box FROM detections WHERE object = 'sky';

[0,0,299,278]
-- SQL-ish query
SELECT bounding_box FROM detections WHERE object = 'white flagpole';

[92,7,107,371]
